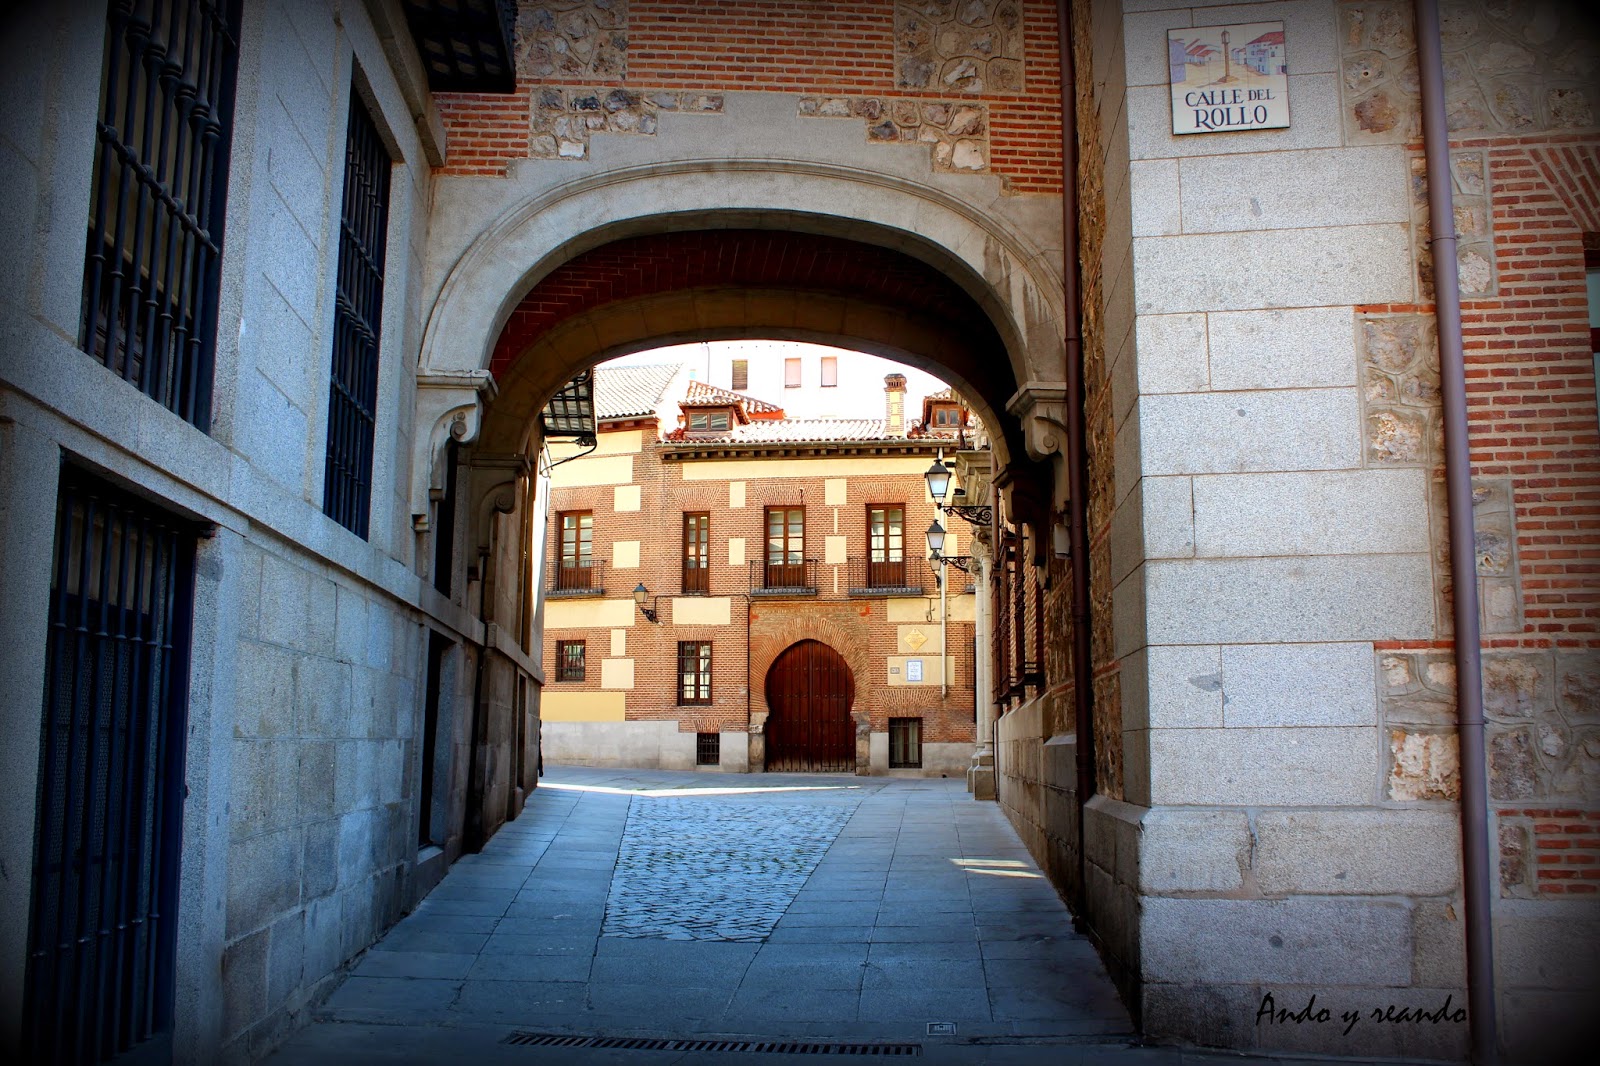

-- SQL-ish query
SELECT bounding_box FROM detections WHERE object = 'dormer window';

[688,408,732,432]
[931,404,962,428]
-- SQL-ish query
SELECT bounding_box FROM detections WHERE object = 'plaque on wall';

[1168,22,1291,135]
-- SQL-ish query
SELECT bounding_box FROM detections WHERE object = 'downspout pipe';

[1414,1,1497,1060]
[1056,0,1095,910]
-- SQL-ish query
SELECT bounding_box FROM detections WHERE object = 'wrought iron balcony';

[547,558,605,597]
[749,558,819,596]
[845,556,927,596]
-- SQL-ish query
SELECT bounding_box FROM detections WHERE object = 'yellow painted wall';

[610,629,627,656]
[729,481,746,508]
[542,690,627,721]
[824,478,847,505]
[886,655,958,687]
[896,624,943,655]
[672,596,732,625]
[613,540,640,568]
[824,535,847,564]
[728,537,746,566]
[601,658,635,689]
[886,597,938,623]
[546,453,634,487]
[885,595,974,623]
[614,485,641,511]
[682,456,934,482]
[544,598,636,629]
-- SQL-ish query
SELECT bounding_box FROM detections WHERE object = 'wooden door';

[765,640,855,772]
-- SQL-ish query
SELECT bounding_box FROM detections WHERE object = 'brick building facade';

[540,361,980,777]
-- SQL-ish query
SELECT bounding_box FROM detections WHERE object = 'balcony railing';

[845,556,926,596]
[749,558,818,596]
[681,560,709,595]
[547,558,605,596]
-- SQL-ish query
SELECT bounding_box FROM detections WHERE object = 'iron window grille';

[889,718,923,769]
[322,87,392,539]
[556,640,586,682]
[696,732,720,766]
[26,464,197,1066]
[678,641,712,705]
[81,0,243,431]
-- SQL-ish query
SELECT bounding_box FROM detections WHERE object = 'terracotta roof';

[592,363,682,421]
[679,380,784,415]
[1247,31,1285,46]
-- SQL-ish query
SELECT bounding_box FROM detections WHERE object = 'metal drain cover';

[504,1033,922,1056]
[926,1022,957,1036]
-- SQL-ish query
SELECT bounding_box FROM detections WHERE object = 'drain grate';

[503,1032,922,1056]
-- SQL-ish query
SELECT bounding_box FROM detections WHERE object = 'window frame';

[678,641,713,705]
[80,0,243,432]
[556,639,586,682]
[731,359,749,391]
[783,357,801,388]
[820,355,838,387]
[322,85,395,539]
[889,717,923,769]
[687,409,731,432]
[682,512,710,594]
[764,505,806,587]
[867,503,906,588]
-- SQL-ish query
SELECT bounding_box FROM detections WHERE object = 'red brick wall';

[489,230,995,375]
[1505,807,1600,897]
[1362,132,1600,653]
[434,0,1065,193]
[543,430,977,750]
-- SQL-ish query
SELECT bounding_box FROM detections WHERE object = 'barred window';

[556,640,585,682]
[81,0,243,430]
[889,717,922,768]
[322,87,392,538]
[678,641,712,705]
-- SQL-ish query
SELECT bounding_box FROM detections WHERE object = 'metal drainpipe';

[1414,0,1497,1059]
[1055,0,1095,910]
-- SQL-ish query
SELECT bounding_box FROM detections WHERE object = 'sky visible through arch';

[600,340,954,421]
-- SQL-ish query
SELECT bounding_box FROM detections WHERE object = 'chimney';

[884,374,906,438]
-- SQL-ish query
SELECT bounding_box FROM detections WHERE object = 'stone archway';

[411,162,1074,527]
[413,164,1073,839]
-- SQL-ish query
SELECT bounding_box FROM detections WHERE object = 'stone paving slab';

[268,766,1438,1066]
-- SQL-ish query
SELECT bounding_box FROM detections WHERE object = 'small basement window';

[889,717,922,768]
[696,732,720,766]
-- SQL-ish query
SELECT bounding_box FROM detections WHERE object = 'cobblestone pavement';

[605,797,859,940]
[266,767,1436,1066]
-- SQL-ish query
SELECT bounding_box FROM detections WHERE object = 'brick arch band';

[479,228,1022,458]
[748,609,875,724]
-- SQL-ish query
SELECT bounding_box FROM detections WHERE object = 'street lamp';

[924,456,951,502]
[925,518,946,557]
[632,582,660,623]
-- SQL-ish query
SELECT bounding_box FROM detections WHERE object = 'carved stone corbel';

[411,368,498,526]
[1006,381,1072,510]
[468,452,533,555]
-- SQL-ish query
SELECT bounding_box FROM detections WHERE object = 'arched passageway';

[417,185,1070,850]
